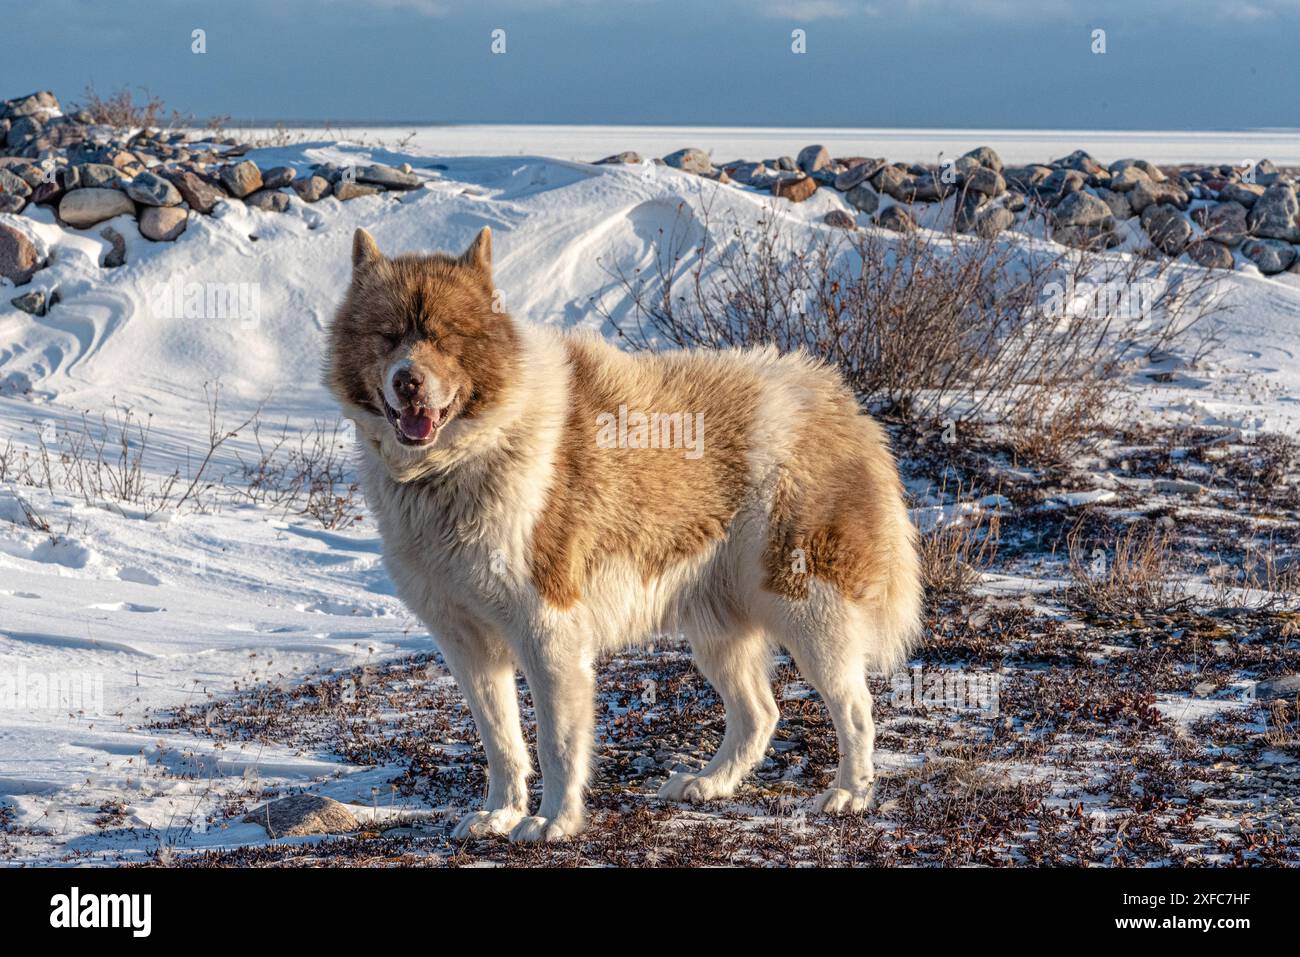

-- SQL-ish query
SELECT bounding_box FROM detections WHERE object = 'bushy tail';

[865,494,924,676]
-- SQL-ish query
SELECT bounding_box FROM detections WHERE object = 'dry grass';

[918,494,1002,604]
[1066,519,1187,618]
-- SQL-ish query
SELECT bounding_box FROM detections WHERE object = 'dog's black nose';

[392,367,422,402]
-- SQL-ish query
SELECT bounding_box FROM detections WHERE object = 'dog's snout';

[392,367,422,403]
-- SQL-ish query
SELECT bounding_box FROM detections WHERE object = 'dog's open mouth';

[381,393,455,446]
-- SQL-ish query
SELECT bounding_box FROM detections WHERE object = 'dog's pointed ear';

[459,226,492,277]
[352,228,382,274]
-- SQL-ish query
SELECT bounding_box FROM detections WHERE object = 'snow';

[2,128,1299,862]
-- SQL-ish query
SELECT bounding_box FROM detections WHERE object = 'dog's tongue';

[399,409,434,441]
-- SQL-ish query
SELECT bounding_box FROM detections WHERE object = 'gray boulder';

[1193,201,1249,246]
[356,163,421,190]
[1246,182,1300,242]
[662,148,712,175]
[1095,187,1132,221]
[261,166,296,189]
[243,794,360,838]
[125,170,182,207]
[845,183,880,214]
[163,170,225,213]
[291,175,331,203]
[1052,190,1113,228]
[99,226,126,268]
[833,158,885,192]
[1141,203,1192,255]
[1130,178,1189,214]
[1184,240,1234,270]
[59,187,134,228]
[874,206,916,232]
[796,144,831,174]
[959,145,1003,173]
[244,189,289,212]
[1241,238,1297,274]
[139,206,188,242]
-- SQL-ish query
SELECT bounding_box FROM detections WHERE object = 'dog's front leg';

[437,628,533,840]
[510,645,594,843]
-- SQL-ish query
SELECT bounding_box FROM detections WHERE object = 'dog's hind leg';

[438,626,533,840]
[659,628,778,803]
[775,597,878,814]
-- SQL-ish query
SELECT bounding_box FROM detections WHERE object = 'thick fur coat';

[325,227,921,842]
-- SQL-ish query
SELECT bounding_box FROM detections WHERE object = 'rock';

[1246,182,1300,242]
[845,183,880,215]
[1053,223,1120,249]
[163,170,225,213]
[662,148,712,175]
[960,203,1014,238]
[1051,149,1106,176]
[124,170,182,207]
[138,206,188,242]
[1194,201,1249,246]
[1004,165,1052,191]
[1038,168,1087,202]
[244,189,289,212]
[1112,158,1165,183]
[874,206,916,232]
[963,166,1005,197]
[1241,238,1297,275]
[58,187,134,228]
[833,158,885,191]
[796,144,831,174]
[776,156,796,172]
[1130,178,1189,214]
[10,289,47,316]
[6,115,43,149]
[332,181,380,201]
[220,160,263,198]
[823,209,857,230]
[99,226,126,268]
[0,167,33,199]
[2,90,59,119]
[1052,190,1113,228]
[1248,159,1280,186]
[1095,187,1132,220]
[0,195,25,214]
[291,175,331,203]
[1108,164,1152,193]
[1184,240,1234,270]
[0,224,41,286]
[74,163,125,189]
[723,161,768,186]
[243,794,360,837]
[356,164,421,190]
[1219,181,1265,207]
[960,145,1003,173]
[1254,674,1300,702]
[1141,203,1193,255]
[261,166,296,190]
[593,151,641,165]
[873,165,918,202]
[772,174,817,203]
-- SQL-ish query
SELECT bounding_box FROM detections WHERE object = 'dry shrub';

[237,419,363,529]
[599,197,1223,464]
[1066,519,1186,617]
[74,85,170,130]
[918,496,1002,604]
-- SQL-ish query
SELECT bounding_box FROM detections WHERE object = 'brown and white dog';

[325,226,922,842]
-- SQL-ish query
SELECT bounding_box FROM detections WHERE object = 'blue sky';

[4,0,1299,129]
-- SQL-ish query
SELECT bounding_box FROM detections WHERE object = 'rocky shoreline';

[3,88,1300,315]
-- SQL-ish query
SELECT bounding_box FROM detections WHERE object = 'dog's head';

[326,226,519,478]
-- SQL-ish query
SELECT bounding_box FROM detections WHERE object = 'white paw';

[508,814,583,843]
[657,771,698,802]
[660,772,735,804]
[451,807,527,840]
[813,785,875,815]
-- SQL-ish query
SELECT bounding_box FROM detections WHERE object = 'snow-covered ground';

[2,129,1298,864]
